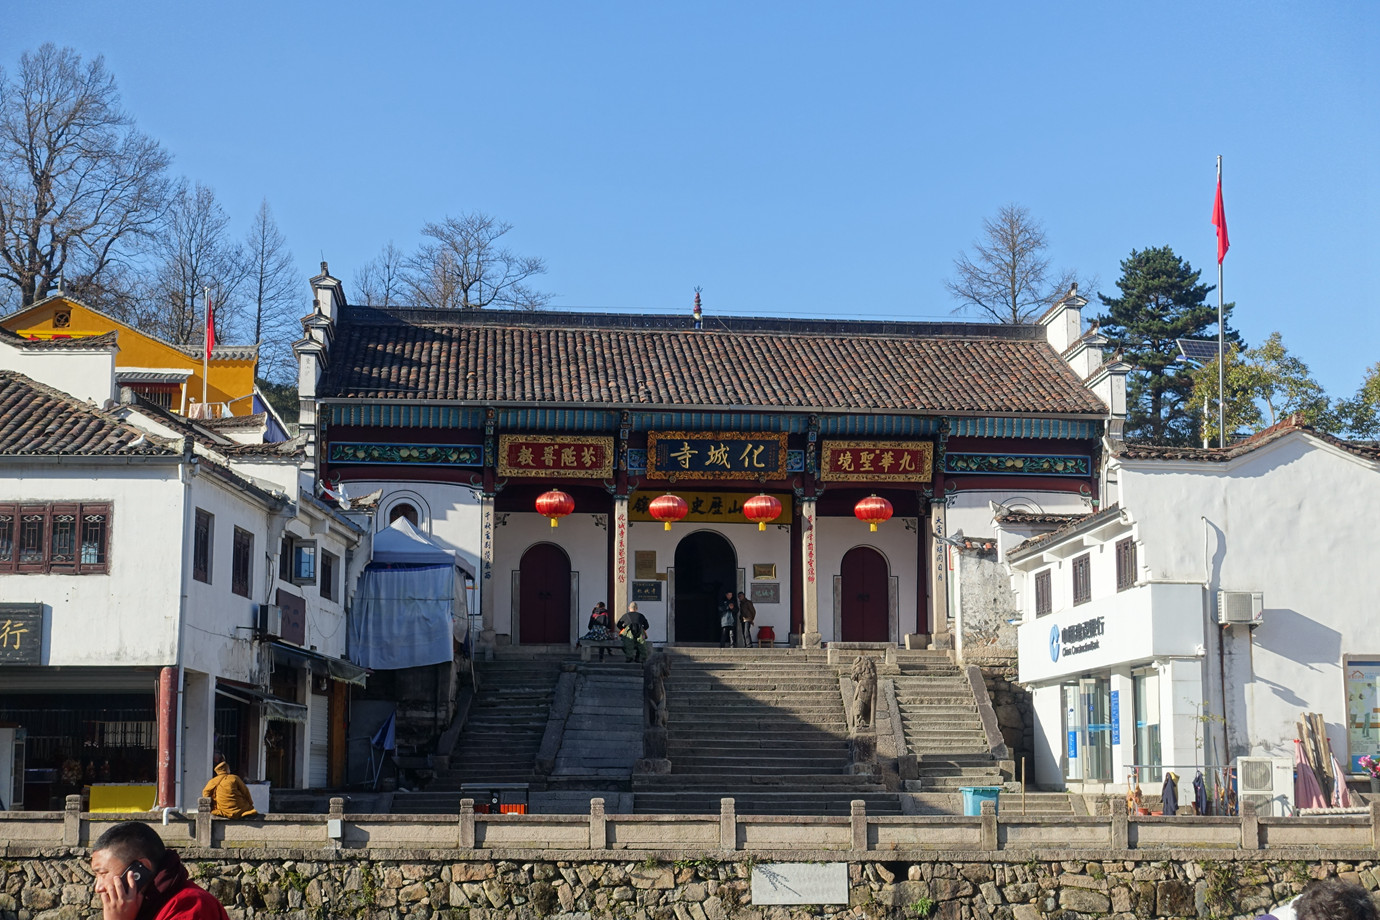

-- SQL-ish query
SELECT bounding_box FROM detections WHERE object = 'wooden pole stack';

[1296,711,1334,803]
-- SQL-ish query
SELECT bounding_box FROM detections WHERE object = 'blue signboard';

[1110,690,1121,745]
[1067,731,1078,759]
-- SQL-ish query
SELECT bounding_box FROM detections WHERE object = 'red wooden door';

[840,546,888,642]
[519,543,571,644]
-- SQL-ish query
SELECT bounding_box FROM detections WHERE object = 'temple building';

[298,265,1124,652]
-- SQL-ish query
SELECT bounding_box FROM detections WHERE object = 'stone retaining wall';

[3,849,1374,920]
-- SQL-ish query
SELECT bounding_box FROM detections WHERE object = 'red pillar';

[155,666,178,809]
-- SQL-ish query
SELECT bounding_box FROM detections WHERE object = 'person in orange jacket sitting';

[201,753,259,818]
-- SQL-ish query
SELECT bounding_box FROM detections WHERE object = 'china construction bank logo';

[1049,625,1061,662]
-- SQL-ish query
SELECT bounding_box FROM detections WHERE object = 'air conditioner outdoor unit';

[1237,756,1293,817]
[1218,590,1264,626]
[257,604,283,638]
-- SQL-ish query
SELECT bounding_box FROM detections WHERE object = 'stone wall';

[4,849,1372,920]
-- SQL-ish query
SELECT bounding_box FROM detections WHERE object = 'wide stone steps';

[634,791,902,816]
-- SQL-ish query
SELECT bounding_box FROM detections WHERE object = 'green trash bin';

[961,786,1001,816]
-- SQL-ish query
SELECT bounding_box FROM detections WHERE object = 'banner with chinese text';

[498,435,614,478]
[819,440,933,482]
[630,490,793,524]
[646,431,788,480]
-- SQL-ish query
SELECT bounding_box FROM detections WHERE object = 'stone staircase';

[633,649,901,816]
[390,650,565,814]
[549,661,644,782]
[891,656,1007,793]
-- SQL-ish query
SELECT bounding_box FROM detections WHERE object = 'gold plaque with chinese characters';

[819,440,933,482]
[498,435,615,478]
[645,431,788,480]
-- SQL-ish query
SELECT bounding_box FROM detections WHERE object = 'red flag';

[1212,175,1229,264]
[204,295,216,360]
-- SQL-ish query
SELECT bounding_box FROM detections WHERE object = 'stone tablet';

[751,863,849,905]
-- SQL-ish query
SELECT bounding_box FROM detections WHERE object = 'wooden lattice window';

[1035,570,1052,617]
[1116,538,1137,592]
[0,502,111,574]
[1072,554,1091,606]
[193,509,213,584]
[232,527,253,597]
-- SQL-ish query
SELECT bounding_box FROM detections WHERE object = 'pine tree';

[1096,246,1239,445]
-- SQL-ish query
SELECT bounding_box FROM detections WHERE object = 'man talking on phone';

[91,821,229,920]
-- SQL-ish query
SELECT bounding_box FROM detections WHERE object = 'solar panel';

[1177,339,1221,365]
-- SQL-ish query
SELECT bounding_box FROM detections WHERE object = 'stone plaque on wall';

[751,863,849,905]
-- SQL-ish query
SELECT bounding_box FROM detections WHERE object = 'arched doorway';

[674,531,737,643]
[518,543,571,644]
[840,546,889,642]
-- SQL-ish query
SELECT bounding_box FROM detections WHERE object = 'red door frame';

[840,546,889,642]
[518,543,571,644]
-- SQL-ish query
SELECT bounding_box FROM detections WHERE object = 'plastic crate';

[960,786,1001,816]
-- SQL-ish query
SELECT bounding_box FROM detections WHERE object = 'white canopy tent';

[350,518,473,670]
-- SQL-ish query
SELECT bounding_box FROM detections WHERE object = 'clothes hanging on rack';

[1161,772,1179,815]
[1193,771,1209,816]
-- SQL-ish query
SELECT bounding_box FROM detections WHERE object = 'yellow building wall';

[1,297,257,416]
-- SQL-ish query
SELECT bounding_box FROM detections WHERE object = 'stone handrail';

[4,795,1378,855]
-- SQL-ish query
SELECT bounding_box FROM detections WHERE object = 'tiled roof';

[1006,504,1124,559]
[0,371,175,457]
[995,511,1086,526]
[0,328,119,350]
[203,412,266,430]
[321,307,1107,415]
[1116,416,1380,464]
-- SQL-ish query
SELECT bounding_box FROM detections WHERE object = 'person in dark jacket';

[618,602,650,662]
[91,820,230,920]
[737,591,757,646]
[1293,878,1377,920]
[718,590,738,648]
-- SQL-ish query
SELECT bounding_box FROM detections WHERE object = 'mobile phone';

[124,862,152,894]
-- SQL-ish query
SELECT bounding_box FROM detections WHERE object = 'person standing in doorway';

[718,590,738,648]
[737,591,757,646]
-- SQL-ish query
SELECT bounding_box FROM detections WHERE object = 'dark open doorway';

[840,545,889,642]
[674,531,737,643]
[519,542,572,644]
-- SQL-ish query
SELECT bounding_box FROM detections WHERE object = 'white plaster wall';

[1118,435,1380,764]
[1031,685,1064,788]
[181,475,272,682]
[0,341,116,406]
[816,515,919,643]
[493,511,608,644]
[624,520,792,645]
[0,463,185,665]
[275,515,355,662]
[181,671,215,810]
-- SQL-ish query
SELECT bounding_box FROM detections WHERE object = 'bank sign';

[1017,583,1205,684]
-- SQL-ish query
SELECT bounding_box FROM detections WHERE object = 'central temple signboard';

[646,431,788,480]
[819,440,933,482]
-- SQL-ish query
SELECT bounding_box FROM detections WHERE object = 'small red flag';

[1212,175,1229,264]
[205,295,216,360]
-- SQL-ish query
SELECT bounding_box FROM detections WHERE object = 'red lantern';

[854,494,893,532]
[648,493,688,531]
[535,489,575,527]
[743,493,782,531]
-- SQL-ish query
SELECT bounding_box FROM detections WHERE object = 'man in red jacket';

[91,821,229,920]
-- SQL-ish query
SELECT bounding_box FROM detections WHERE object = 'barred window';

[0,503,112,574]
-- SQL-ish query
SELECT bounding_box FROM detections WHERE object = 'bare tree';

[353,241,407,306]
[404,211,550,310]
[136,181,246,347]
[243,199,299,382]
[0,43,172,307]
[945,204,1089,324]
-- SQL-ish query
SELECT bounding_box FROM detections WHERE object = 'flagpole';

[201,284,209,405]
[1216,156,1225,449]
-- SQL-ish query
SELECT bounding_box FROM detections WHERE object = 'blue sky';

[4,2,1376,394]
